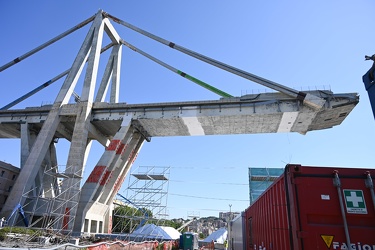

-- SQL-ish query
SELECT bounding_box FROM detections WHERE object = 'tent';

[129,224,181,240]
[160,226,182,240]
[202,227,227,244]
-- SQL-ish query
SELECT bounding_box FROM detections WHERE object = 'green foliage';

[0,227,40,241]
[156,242,164,250]
[112,205,153,233]
[162,220,182,229]
[0,227,38,235]
[112,205,187,233]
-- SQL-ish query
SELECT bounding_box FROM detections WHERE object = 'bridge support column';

[2,107,62,222]
[72,117,144,235]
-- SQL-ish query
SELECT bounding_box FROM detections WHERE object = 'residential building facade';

[0,161,20,212]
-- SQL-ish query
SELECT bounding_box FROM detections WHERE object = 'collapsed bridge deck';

[0,90,359,140]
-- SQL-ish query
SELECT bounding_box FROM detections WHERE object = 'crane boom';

[177,217,197,232]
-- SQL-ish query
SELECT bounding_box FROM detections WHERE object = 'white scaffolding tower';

[113,166,170,238]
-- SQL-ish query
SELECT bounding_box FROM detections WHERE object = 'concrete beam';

[87,123,110,147]
[80,13,105,102]
[95,44,122,103]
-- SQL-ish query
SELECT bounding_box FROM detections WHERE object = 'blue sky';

[0,1,374,219]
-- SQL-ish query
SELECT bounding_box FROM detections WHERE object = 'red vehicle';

[243,164,375,250]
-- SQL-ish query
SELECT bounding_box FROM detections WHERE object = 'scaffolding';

[248,167,283,204]
[113,166,170,240]
[6,164,83,244]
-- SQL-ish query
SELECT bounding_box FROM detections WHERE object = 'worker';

[224,240,228,250]
[365,54,375,82]
[0,217,5,227]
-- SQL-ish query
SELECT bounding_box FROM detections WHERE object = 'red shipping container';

[244,164,375,250]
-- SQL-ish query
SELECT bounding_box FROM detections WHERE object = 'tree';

[112,205,153,233]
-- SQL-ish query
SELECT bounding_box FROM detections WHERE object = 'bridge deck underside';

[0,91,359,139]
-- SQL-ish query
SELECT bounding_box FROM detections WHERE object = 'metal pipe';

[0,14,96,72]
[333,171,351,248]
[365,171,375,210]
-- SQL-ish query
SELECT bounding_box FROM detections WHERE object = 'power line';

[170,166,247,170]
[168,206,232,213]
[169,180,247,186]
[169,193,249,202]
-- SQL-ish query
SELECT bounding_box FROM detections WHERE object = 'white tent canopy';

[202,227,227,244]
[160,226,182,240]
[130,224,181,240]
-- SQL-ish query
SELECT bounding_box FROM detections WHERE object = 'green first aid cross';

[343,189,367,214]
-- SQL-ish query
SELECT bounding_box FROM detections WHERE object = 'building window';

[91,220,97,233]
[84,219,89,232]
[1,171,4,177]
[12,175,16,180]
[7,186,12,192]
[99,221,103,233]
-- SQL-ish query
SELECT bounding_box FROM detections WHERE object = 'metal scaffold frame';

[112,166,170,240]
[7,164,83,242]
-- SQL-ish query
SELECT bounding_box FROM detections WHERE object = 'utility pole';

[229,204,232,220]
[228,204,232,250]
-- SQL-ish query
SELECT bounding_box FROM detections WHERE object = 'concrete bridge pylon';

[1,10,134,236]
[0,8,360,238]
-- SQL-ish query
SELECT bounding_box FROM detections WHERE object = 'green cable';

[177,70,233,98]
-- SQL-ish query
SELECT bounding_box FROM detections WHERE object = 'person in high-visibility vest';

[224,240,228,250]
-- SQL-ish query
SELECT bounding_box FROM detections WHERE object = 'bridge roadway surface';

[0,90,359,140]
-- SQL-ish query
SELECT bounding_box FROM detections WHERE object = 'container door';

[291,166,375,249]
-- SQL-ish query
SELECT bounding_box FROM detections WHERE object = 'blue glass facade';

[248,167,284,204]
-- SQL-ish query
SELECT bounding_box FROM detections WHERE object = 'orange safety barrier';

[162,241,173,250]
[88,244,109,250]
[87,240,166,250]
